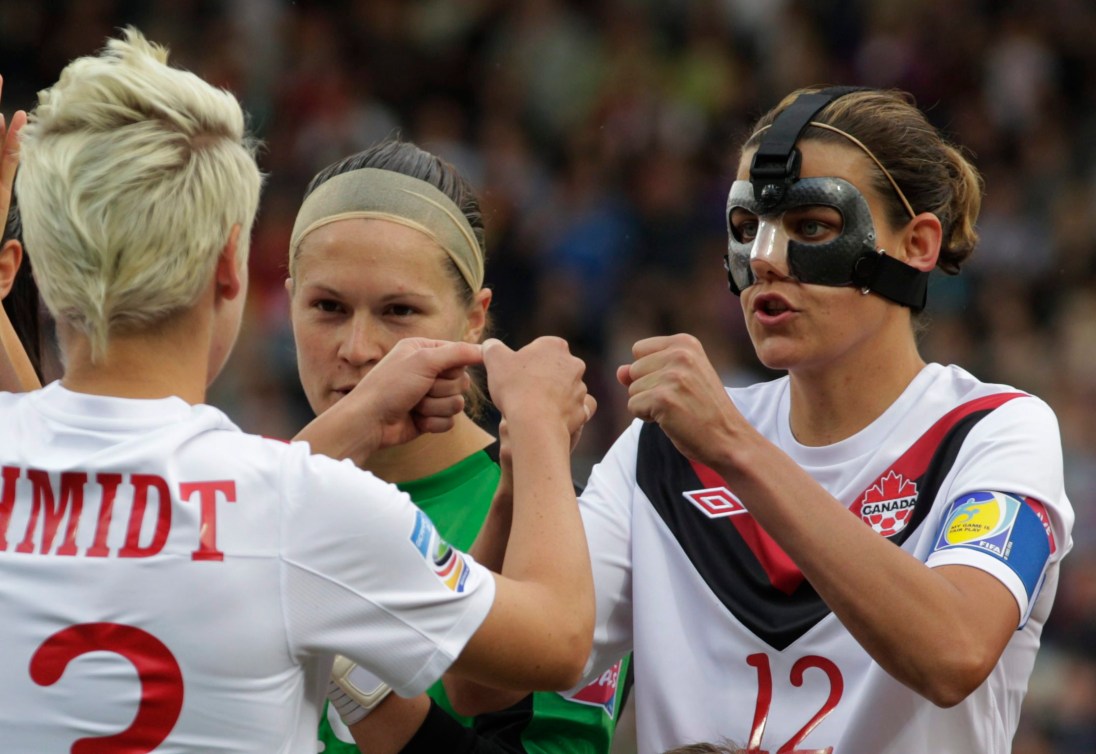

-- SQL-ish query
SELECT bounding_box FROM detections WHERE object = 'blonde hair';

[16,27,263,361]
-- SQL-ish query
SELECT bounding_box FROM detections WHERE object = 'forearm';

[713,428,1016,704]
[344,693,431,754]
[0,304,40,392]
[503,409,593,637]
[467,475,512,573]
[445,473,530,715]
[447,408,594,696]
[293,396,382,464]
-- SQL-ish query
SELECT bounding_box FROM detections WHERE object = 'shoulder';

[917,364,1057,433]
[939,364,1059,434]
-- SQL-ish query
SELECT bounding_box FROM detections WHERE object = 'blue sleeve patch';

[932,491,1051,601]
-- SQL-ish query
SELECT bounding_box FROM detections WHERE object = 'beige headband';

[750,121,917,219]
[290,167,484,291]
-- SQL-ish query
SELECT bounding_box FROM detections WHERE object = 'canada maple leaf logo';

[859,471,919,538]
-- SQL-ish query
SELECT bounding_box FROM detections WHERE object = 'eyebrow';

[301,282,437,303]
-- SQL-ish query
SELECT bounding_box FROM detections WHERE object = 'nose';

[750,254,792,283]
[749,220,792,282]
[337,314,385,367]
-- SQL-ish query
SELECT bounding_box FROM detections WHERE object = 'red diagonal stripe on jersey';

[847,392,1026,519]
[689,460,804,595]
[689,391,1026,596]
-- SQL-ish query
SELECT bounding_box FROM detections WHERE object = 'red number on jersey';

[745,652,841,754]
[30,623,184,754]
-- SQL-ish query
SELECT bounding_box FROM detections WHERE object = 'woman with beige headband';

[450,87,1074,753]
[287,140,630,754]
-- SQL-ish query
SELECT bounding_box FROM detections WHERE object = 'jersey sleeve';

[278,444,496,698]
[573,419,643,687]
[925,395,1074,625]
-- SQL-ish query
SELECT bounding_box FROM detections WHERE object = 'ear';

[214,224,244,301]
[463,287,493,344]
[0,238,23,299]
[900,212,942,272]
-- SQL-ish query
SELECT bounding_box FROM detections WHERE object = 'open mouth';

[754,294,794,317]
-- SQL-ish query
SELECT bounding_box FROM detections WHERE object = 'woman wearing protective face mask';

[287,140,631,754]
[452,87,1074,754]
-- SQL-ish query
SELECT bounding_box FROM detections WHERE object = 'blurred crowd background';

[3,1,1096,750]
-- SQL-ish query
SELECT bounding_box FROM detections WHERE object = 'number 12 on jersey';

[743,652,841,754]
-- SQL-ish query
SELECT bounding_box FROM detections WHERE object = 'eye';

[730,208,759,243]
[383,303,419,318]
[799,219,826,239]
[312,298,345,315]
[787,206,843,244]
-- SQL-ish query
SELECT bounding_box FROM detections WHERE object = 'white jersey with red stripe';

[0,383,495,753]
[576,363,1072,754]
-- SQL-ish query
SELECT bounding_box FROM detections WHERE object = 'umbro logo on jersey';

[683,486,747,519]
[859,471,918,538]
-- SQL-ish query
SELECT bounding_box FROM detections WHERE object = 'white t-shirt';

[577,363,1073,754]
[0,383,495,753]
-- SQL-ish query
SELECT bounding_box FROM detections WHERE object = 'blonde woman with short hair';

[0,29,595,753]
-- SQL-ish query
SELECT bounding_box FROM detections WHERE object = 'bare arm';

[445,337,595,691]
[0,79,36,394]
[445,398,596,716]
[293,338,481,464]
[342,693,431,754]
[0,305,39,392]
[328,337,594,749]
[619,333,1021,707]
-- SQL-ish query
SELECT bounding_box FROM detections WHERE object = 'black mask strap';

[750,86,864,212]
[852,251,929,310]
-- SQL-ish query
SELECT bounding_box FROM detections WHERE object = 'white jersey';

[0,383,495,753]
[577,363,1072,754]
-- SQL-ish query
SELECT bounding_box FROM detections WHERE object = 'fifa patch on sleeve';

[931,491,1051,603]
[410,510,470,593]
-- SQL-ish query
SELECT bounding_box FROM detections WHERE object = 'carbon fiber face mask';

[724,177,877,292]
[723,88,929,310]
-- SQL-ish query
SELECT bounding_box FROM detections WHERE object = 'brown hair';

[745,88,983,275]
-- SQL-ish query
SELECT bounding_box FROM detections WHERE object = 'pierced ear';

[464,287,493,343]
[902,212,942,272]
[0,239,23,299]
[215,225,244,301]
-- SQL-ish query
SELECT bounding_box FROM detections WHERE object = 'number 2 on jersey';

[745,652,841,754]
[30,623,184,754]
